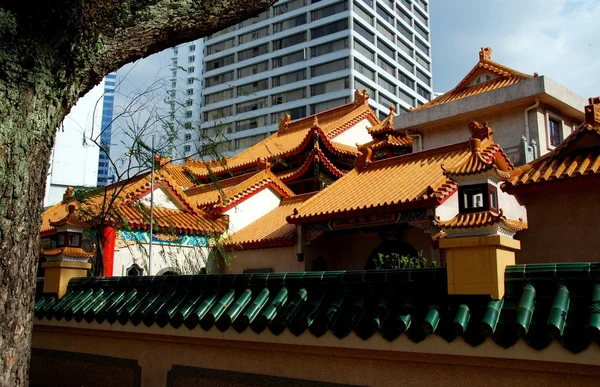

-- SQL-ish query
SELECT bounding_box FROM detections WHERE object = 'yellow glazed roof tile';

[434,210,527,232]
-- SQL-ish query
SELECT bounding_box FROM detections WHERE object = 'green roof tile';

[34,264,600,354]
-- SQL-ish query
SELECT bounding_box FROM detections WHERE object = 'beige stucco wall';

[218,246,303,273]
[516,187,600,263]
[31,324,600,387]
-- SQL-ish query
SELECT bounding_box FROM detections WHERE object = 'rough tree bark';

[0,1,275,385]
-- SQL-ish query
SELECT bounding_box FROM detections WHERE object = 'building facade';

[170,0,432,158]
[97,72,117,186]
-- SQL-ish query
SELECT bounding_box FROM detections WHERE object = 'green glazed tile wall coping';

[34,263,600,354]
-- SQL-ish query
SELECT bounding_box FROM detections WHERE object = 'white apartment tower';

[171,0,432,156]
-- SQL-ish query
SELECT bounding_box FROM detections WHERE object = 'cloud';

[432,0,600,98]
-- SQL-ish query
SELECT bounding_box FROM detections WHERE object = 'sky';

[431,0,600,97]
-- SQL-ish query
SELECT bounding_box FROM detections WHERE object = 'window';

[237,97,268,114]
[184,145,191,152]
[417,69,430,86]
[271,88,306,105]
[400,0,411,9]
[415,38,429,55]
[399,70,414,88]
[376,5,394,24]
[206,39,234,55]
[187,78,194,85]
[235,133,269,150]
[172,70,177,78]
[311,38,348,58]
[273,14,307,33]
[204,88,234,104]
[377,38,395,59]
[184,133,192,141]
[273,32,306,50]
[173,49,178,55]
[549,117,562,147]
[398,87,415,106]
[310,97,349,114]
[489,186,498,211]
[238,43,269,61]
[354,3,373,25]
[57,233,66,247]
[354,39,374,61]
[271,106,307,124]
[187,88,194,95]
[396,7,412,25]
[378,76,396,94]
[188,55,195,63]
[236,115,268,132]
[459,184,496,213]
[311,19,348,39]
[188,66,195,73]
[189,44,196,51]
[237,79,269,95]
[238,61,269,78]
[185,111,193,118]
[202,124,232,138]
[204,106,232,121]
[311,78,348,96]
[354,79,375,98]
[171,80,177,88]
[272,50,305,68]
[68,234,80,247]
[354,60,375,80]
[186,99,193,107]
[377,21,395,43]
[379,92,396,110]
[239,26,269,45]
[378,57,395,77]
[311,1,348,21]
[273,0,306,16]
[206,71,234,87]
[207,25,236,39]
[205,54,234,71]
[272,69,306,87]
[354,22,374,43]
[239,10,269,28]
[417,85,430,100]
[415,53,430,70]
[396,21,412,41]
[415,23,429,41]
[311,58,348,77]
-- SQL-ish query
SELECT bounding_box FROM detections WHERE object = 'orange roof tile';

[116,206,225,234]
[186,169,294,210]
[163,165,196,188]
[228,194,314,249]
[278,148,346,183]
[361,133,413,151]
[434,210,527,232]
[413,47,532,112]
[287,141,503,224]
[41,246,96,259]
[184,98,377,178]
[368,106,396,135]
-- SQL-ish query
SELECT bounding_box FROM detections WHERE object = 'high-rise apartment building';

[171,0,432,156]
[97,72,117,186]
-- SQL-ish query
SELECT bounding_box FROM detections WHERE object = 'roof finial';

[62,186,74,202]
[468,121,494,141]
[479,47,492,62]
[312,115,319,129]
[354,89,369,106]
[279,114,291,131]
[585,96,600,126]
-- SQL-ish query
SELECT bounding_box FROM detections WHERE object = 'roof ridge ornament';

[353,89,369,106]
[62,186,74,202]
[312,115,319,129]
[584,96,600,126]
[279,114,291,132]
[479,47,492,62]
[468,121,494,141]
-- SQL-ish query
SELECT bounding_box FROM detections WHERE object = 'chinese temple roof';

[34,262,600,354]
[184,94,377,178]
[435,210,527,232]
[506,97,600,189]
[368,106,396,136]
[413,47,533,112]
[228,194,314,250]
[40,246,96,260]
[288,135,509,224]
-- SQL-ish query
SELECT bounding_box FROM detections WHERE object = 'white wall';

[225,187,281,234]
[138,188,180,210]
[434,191,458,221]
[44,81,103,206]
[330,118,373,147]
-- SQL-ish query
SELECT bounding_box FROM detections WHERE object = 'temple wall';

[330,118,373,146]
[225,187,281,234]
[31,324,600,387]
[113,243,209,275]
[218,246,303,273]
[516,188,600,263]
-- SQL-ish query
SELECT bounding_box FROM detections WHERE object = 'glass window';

[417,85,430,100]
[184,145,191,152]
[358,0,373,7]
[235,133,269,150]
[398,87,415,106]
[354,39,374,61]
[239,26,269,45]
[188,55,195,63]
[354,3,373,25]
[238,43,269,61]
[187,78,194,85]
[398,54,414,73]
[273,32,306,50]
[310,97,349,114]
[376,5,394,24]
[187,88,194,95]
[417,69,431,86]
[311,38,348,58]
[549,118,562,147]
[239,10,269,28]
[381,0,394,9]
[400,0,411,9]
[271,106,307,124]
[415,38,429,55]
[185,111,193,118]
[399,70,414,88]
[311,78,349,96]
[396,21,412,41]
[206,71,234,88]
[417,0,428,13]
[68,234,80,247]
[272,69,306,87]
[311,1,348,21]
[415,53,430,70]
[202,124,233,138]
[237,79,269,95]
[311,19,348,40]
[274,0,306,16]
[354,79,375,98]
[204,88,234,104]
[273,14,307,33]
[204,106,232,121]
[354,60,375,80]
[415,23,429,41]
[377,38,395,59]
[377,21,395,43]
[272,88,306,105]
[237,97,268,114]
[272,50,305,68]
[379,93,396,111]
[377,57,395,77]
[236,115,268,132]
[188,66,195,73]
[207,25,236,40]
[206,39,234,55]
[205,54,234,71]
[396,7,412,25]
[189,44,196,52]
[184,133,192,141]
[396,39,413,57]
[354,22,374,43]
[238,61,269,78]
[311,58,349,77]
[378,76,396,94]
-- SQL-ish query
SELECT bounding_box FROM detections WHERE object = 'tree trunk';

[0,83,65,385]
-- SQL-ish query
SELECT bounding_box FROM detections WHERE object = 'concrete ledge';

[440,235,520,250]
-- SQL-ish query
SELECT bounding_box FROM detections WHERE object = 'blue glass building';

[97,73,116,186]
